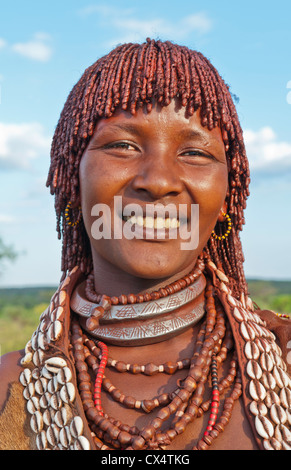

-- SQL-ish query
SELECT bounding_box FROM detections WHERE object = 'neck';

[91,251,199,297]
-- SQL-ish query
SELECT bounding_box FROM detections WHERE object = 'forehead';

[93,100,225,149]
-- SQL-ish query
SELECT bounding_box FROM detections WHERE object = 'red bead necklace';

[93,340,108,416]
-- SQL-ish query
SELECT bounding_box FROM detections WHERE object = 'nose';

[131,152,184,200]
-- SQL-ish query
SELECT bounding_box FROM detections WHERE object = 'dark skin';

[79,101,228,296]
[0,101,258,449]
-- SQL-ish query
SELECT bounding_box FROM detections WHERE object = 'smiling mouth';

[122,214,181,229]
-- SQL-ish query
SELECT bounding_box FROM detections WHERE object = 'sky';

[0,0,291,287]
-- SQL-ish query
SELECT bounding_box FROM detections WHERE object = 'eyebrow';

[94,123,143,137]
[93,121,219,145]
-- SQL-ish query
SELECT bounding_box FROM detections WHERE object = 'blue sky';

[0,0,291,286]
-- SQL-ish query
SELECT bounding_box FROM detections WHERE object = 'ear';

[217,200,228,222]
[70,196,81,210]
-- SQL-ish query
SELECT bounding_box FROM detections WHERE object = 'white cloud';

[0,214,16,224]
[11,33,53,62]
[78,6,213,44]
[0,122,51,170]
[244,126,291,174]
[0,38,6,49]
[181,13,213,35]
[78,5,134,17]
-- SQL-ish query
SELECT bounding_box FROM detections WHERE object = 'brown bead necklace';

[85,258,205,307]
[70,277,242,450]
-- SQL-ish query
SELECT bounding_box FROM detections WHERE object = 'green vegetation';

[0,287,56,356]
[0,280,290,356]
[247,279,291,314]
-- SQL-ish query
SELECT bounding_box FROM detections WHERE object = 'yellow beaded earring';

[64,201,82,227]
[212,211,232,240]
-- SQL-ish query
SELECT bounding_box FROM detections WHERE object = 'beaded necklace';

[70,277,241,450]
[19,261,291,451]
[71,259,206,346]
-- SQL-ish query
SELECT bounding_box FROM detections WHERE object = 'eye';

[179,148,215,163]
[104,141,138,151]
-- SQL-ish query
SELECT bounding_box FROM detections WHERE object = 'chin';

[117,251,196,281]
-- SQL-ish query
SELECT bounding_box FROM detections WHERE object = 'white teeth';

[155,217,164,229]
[124,215,180,229]
[136,216,144,227]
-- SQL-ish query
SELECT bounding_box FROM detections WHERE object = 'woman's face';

[79,100,228,282]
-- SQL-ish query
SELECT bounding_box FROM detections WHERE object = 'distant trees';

[0,237,18,274]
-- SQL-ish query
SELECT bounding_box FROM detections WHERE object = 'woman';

[0,39,290,451]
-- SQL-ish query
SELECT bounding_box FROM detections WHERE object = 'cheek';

[80,155,113,210]
[186,169,228,240]
[188,169,228,210]
[79,154,130,240]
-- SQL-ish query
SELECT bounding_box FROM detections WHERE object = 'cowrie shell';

[45,357,67,374]
[30,411,44,433]
[57,366,72,385]
[50,306,65,322]
[261,372,276,391]
[280,387,291,409]
[27,396,40,414]
[33,349,44,367]
[23,382,35,400]
[48,376,60,394]
[216,269,229,283]
[48,321,63,342]
[60,383,76,404]
[265,390,280,408]
[246,360,262,380]
[249,379,266,401]
[254,337,271,354]
[20,368,32,387]
[207,261,217,271]
[240,322,256,341]
[58,290,67,306]
[46,424,60,447]
[263,438,282,450]
[255,415,274,439]
[273,366,290,388]
[35,377,48,395]
[247,296,254,312]
[260,352,274,372]
[70,416,84,438]
[43,408,54,427]
[249,400,267,416]
[245,341,260,360]
[39,391,52,409]
[36,430,48,450]
[21,352,33,365]
[220,282,228,294]
[270,404,287,425]
[59,426,72,448]
[233,307,247,323]
[274,424,291,444]
[50,392,63,411]
[74,436,90,450]
[54,407,72,427]
[227,294,237,307]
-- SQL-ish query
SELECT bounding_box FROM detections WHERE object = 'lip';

[123,219,181,241]
[119,203,190,241]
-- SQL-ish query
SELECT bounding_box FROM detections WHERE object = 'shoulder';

[0,349,24,412]
[256,309,291,374]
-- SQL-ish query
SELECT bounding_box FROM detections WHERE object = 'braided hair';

[46,39,250,297]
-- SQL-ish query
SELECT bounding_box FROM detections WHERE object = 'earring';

[64,201,82,227]
[212,212,232,240]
